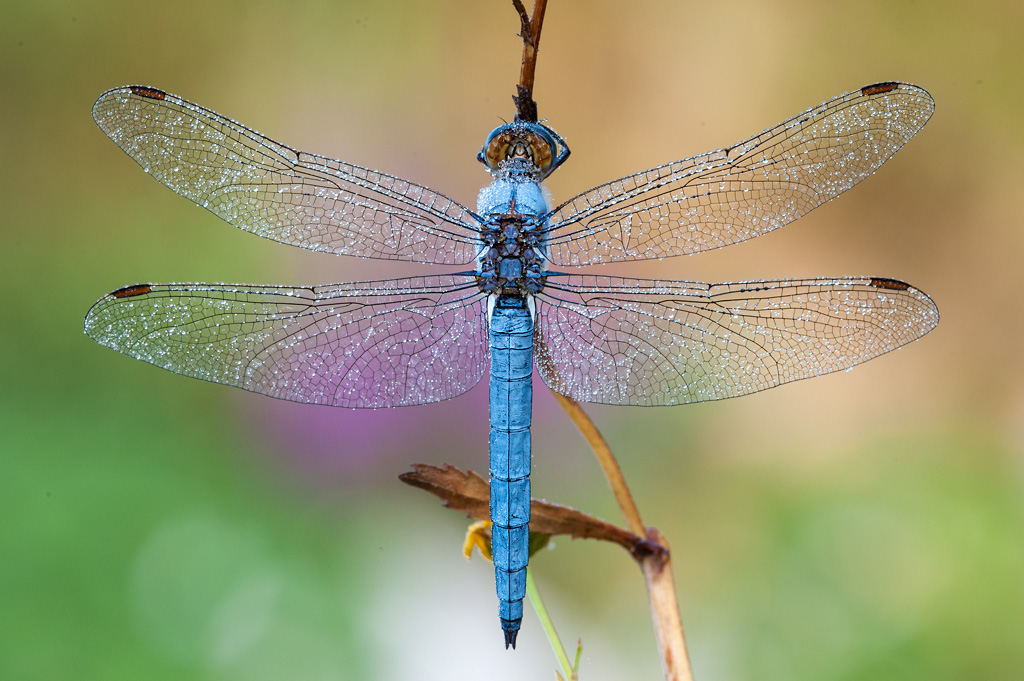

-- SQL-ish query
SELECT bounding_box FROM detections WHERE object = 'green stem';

[526,567,574,679]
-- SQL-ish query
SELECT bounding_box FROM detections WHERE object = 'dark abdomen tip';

[503,626,519,649]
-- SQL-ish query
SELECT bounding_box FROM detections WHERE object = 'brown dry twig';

[553,395,694,681]
[511,0,548,121]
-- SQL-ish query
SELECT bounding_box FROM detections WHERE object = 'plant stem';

[527,568,576,680]
[511,0,548,121]
[554,393,695,681]
[642,529,695,681]
[552,393,645,537]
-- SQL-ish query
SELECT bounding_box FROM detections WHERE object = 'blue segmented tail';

[488,296,533,649]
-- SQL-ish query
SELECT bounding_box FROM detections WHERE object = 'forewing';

[545,83,933,265]
[535,275,938,405]
[93,86,481,264]
[85,275,488,407]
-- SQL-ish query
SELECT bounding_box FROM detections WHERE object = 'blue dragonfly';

[86,81,938,648]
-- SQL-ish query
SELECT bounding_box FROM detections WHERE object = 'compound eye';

[480,125,516,170]
[480,123,557,173]
[524,129,554,172]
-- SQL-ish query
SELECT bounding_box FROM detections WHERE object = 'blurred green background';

[2,1,1022,679]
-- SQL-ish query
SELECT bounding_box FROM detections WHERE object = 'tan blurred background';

[2,1,1022,680]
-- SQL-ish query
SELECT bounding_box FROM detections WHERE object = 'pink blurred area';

[239,383,491,484]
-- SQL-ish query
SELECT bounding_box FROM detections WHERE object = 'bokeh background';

[3,1,1022,679]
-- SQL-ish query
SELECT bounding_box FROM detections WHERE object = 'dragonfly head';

[477,121,570,180]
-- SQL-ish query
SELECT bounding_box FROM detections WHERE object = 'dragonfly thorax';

[476,205,546,296]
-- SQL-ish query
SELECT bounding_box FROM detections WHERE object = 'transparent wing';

[544,82,934,265]
[85,275,488,408]
[93,86,481,265]
[535,274,938,405]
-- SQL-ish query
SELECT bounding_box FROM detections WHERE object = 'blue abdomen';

[488,296,533,648]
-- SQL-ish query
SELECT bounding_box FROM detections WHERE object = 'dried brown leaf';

[399,463,664,560]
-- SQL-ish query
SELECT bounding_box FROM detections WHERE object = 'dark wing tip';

[868,277,911,291]
[858,81,935,113]
[93,85,167,130]
[93,85,169,121]
[110,284,153,299]
[861,81,901,96]
[129,85,167,100]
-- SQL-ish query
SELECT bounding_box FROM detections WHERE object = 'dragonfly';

[86,81,938,648]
